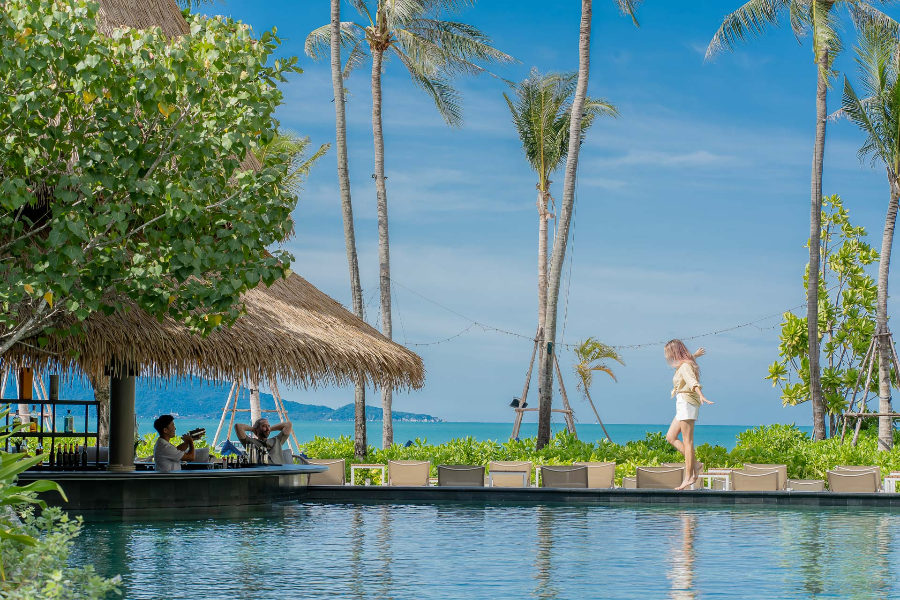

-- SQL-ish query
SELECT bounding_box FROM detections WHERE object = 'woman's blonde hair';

[664,339,699,378]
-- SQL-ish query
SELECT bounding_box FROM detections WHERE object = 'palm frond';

[305,22,367,62]
[810,0,843,77]
[392,45,464,127]
[343,39,371,79]
[257,130,330,198]
[572,337,624,397]
[614,0,644,27]
[706,0,794,60]
[349,0,376,26]
[395,20,516,80]
[846,1,900,40]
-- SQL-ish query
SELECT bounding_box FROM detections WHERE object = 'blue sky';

[204,1,900,426]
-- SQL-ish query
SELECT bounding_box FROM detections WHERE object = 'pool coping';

[302,485,900,509]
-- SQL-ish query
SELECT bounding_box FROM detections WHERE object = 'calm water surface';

[72,503,898,599]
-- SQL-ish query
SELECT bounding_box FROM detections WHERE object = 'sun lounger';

[437,465,485,487]
[663,462,706,489]
[307,458,346,485]
[834,465,883,491]
[743,463,787,490]
[787,478,825,492]
[636,466,685,489]
[731,469,779,491]
[387,460,431,486]
[573,461,616,489]
[540,465,588,488]
[622,476,636,489]
[827,469,880,493]
[488,461,533,487]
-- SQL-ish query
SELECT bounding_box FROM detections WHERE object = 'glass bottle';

[81,445,87,468]
[12,410,21,430]
[48,443,55,468]
[29,406,37,432]
[64,410,74,434]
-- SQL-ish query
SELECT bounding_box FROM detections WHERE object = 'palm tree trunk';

[584,388,612,443]
[876,179,899,452]
[537,186,549,375]
[808,46,828,442]
[331,0,367,460]
[371,49,393,448]
[536,0,592,449]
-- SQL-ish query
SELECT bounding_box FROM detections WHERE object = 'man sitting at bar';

[234,418,292,465]
[153,414,195,473]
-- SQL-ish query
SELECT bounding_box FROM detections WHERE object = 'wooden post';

[211,382,238,449]
[512,336,540,440]
[852,342,879,447]
[226,385,243,443]
[553,354,577,438]
[842,336,875,441]
[270,380,301,454]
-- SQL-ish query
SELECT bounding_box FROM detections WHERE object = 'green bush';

[298,425,900,486]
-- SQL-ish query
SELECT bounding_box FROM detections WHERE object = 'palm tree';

[328,0,368,460]
[307,0,514,447]
[255,129,329,198]
[706,0,899,442]
[504,70,617,385]
[839,24,900,451]
[535,0,640,449]
[573,337,624,442]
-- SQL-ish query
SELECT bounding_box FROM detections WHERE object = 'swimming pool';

[72,502,900,599]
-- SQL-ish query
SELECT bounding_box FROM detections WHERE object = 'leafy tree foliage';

[0,0,301,356]
[767,195,879,429]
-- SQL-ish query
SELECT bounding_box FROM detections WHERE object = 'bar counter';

[20,464,327,515]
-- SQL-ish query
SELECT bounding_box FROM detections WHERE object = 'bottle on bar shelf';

[12,410,21,430]
[36,440,43,463]
[48,443,55,468]
[64,410,74,434]
[81,445,87,468]
[29,406,37,432]
[66,444,73,469]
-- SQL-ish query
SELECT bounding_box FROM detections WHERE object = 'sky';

[198,0,900,426]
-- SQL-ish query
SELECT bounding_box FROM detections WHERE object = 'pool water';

[73,502,900,599]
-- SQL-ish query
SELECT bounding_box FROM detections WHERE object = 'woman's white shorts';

[675,394,700,422]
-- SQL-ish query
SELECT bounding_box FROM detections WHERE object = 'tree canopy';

[0,0,302,356]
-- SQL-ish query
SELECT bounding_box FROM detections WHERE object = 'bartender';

[152,414,196,472]
[234,418,292,465]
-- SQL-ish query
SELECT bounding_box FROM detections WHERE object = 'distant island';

[49,379,441,422]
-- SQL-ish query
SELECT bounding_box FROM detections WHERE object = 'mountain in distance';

[45,378,441,422]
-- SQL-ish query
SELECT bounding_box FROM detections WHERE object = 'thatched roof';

[0,1,424,389]
[4,272,425,390]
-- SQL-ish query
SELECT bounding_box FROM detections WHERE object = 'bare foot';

[675,476,698,491]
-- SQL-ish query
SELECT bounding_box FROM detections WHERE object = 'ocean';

[142,420,811,451]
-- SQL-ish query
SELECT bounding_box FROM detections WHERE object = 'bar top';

[19,464,327,480]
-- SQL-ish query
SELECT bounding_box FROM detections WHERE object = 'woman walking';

[664,340,713,490]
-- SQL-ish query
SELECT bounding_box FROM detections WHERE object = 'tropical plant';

[0,0,301,357]
[306,0,514,447]
[573,337,624,442]
[706,0,900,442]
[767,195,879,436]
[504,70,617,378]
[255,129,329,199]
[536,0,640,449]
[839,25,900,450]
[328,0,368,460]
[0,404,119,597]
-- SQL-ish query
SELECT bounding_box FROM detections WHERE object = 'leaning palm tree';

[706,0,899,442]
[307,0,514,447]
[573,337,624,442]
[329,0,368,461]
[536,0,641,450]
[839,24,900,451]
[504,70,617,380]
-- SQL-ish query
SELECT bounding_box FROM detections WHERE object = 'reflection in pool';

[71,503,900,599]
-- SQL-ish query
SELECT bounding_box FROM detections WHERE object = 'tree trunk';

[875,180,899,452]
[536,0,592,449]
[331,0,367,460]
[537,186,549,379]
[90,373,110,447]
[808,46,828,441]
[371,49,394,448]
[584,388,612,443]
[249,376,261,425]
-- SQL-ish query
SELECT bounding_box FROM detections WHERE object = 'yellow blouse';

[671,362,702,406]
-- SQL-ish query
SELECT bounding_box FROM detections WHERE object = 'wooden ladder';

[511,337,577,440]
[211,380,301,454]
